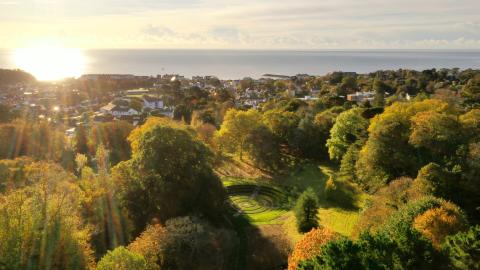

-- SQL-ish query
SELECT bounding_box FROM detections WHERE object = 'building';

[100,103,139,117]
[347,92,375,102]
[80,74,136,81]
[142,95,164,110]
[126,89,150,96]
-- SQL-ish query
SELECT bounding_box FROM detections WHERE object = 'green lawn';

[221,161,369,239]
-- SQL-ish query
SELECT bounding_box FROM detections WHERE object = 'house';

[347,92,375,102]
[142,95,164,110]
[100,103,139,117]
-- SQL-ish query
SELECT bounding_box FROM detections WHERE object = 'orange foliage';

[413,202,468,248]
[287,227,337,270]
[128,224,167,270]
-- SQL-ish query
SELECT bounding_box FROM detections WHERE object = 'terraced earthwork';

[226,184,288,224]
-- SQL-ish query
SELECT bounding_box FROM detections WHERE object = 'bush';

[97,247,147,270]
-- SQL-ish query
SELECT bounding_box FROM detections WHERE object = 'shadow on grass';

[228,212,289,270]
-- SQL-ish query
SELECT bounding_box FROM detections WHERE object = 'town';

[0,68,467,138]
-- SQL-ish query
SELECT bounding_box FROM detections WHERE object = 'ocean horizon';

[1,49,480,80]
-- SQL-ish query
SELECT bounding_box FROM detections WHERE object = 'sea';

[1,49,480,79]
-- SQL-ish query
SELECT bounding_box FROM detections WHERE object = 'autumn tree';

[356,99,451,191]
[0,162,95,269]
[128,216,237,270]
[413,202,468,248]
[215,108,262,159]
[288,228,337,270]
[89,121,134,165]
[75,125,89,155]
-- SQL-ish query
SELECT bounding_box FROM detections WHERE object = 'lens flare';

[14,47,85,81]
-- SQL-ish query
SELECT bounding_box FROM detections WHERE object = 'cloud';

[143,24,176,38]
[1,0,480,49]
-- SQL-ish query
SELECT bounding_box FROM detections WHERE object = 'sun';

[13,47,86,81]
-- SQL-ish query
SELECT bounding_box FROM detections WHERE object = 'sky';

[1,0,479,49]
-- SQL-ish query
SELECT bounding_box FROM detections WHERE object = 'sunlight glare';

[14,47,85,81]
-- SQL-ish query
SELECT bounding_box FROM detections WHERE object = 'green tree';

[326,108,368,161]
[442,225,480,270]
[244,125,283,171]
[461,74,480,106]
[372,78,391,107]
[299,229,444,270]
[262,109,300,143]
[113,118,226,233]
[97,247,147,270]
[295,188,319,233]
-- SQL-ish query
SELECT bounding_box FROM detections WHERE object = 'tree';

[0,104,14,123]
[415,163,455,200]
[413,202,468,248]
[0,162,95,269]
[244,125,283,170]
[339,144,361,183]
[113,118,226,233]
[295,188,319,233]
[128,216,237,270]
[372,78,391,107]
[262,109,300,143]
[442,225,480,270]
[75,125,89,155]
[356,99,450,191]
[288,228,337,270]
[89,121,134,165]
[459,109,480,140]
[299,229,444,270]
[461,74,480,106]
[352,177,428,237]
[97,247,147,270]
[326,108,368,161]
[215,109,262,159]
[130,99,144,112]
[291,115,330,160]
[409,111,462,157]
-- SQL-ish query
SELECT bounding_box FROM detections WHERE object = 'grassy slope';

[218,157,368,247]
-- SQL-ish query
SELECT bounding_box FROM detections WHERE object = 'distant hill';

[0,69,36,86]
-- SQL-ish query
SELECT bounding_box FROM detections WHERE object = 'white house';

[142,95,164,110]
[100,103,139,116]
